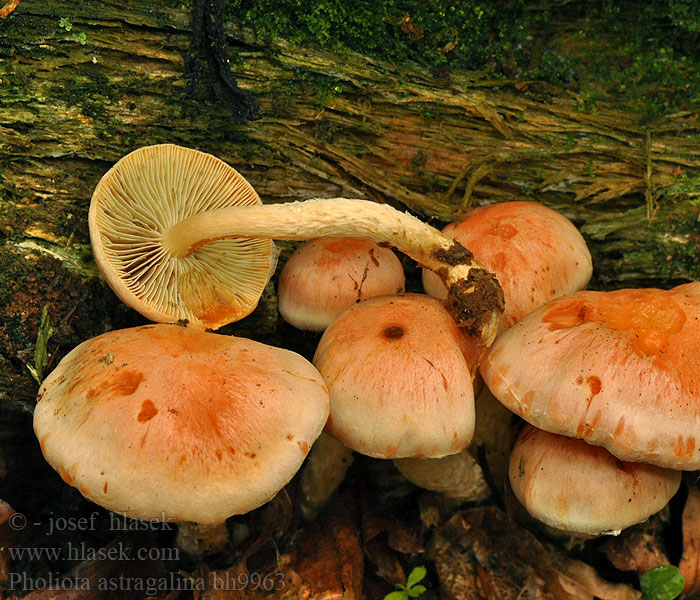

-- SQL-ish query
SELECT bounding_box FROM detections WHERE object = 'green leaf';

[383,591,408,600]
[640,565,685,600]
[24,363,40,384]
[408,585,427,597]
[406,566,427,589]
[30,305,54,384]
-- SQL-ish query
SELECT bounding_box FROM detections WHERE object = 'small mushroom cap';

[89,144,275,330]
[278,237,405,331]
[510,425,681,536]
[34,324,329,524]
[482,283,700,469]
[423,201,592,332]
[313,293,479,459]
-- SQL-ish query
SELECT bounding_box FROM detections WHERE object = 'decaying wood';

[680,485,700,597]
[431,507,642,600]
[600,515,670,578]
[199,493,363,600]
[0,0,699,369]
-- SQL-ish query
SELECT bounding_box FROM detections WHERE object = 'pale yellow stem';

[163,198,503,344]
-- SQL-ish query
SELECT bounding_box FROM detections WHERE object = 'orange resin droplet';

[543,289,686,357]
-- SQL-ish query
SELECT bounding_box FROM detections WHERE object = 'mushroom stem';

[175,522,229,558]
[393,450,491,502]
[299,432,354,521]
[162,198,503,344]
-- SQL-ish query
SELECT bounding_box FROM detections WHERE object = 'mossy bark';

[0,0,698,391]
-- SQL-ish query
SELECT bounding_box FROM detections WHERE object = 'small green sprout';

[640,565,685,600]
[384,566,427,600]
[58,17,88,45]
[24,305,54,384]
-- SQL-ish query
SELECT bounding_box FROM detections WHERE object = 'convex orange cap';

[482,283,700,469]
[314,294,479,459]
[278,237,405,331]
[423,201,592,333]
[34,324,329,524]
[510,425,681,536]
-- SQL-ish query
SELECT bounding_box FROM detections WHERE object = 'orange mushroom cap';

[510,425,681,536]
[34,324,329,524]
[423,201,592,333]
[278,237,405,331]
[482,282,700,469]
[313,293,480,459]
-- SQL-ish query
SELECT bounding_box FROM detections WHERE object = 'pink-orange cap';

[482,283,700,469]
[313,293,479,459]
[34,324,329,524]
[278,237,405,331]
[510,425,681,536]
[423,201,592,333]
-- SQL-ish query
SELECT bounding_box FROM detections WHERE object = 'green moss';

[668,0,700,33]
[221,1,700,119]
[0,172,24,206]
[553,2,700,120]
[227,0,530,72]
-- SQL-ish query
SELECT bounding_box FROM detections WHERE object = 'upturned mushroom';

[481,282,700,470]
[509,425,681,536]
[278,237,405,331]
[33,324,329,555]
[89,144,503,345]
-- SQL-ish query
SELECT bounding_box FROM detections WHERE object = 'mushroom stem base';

[175,522,229,558]
[394,451,491,502]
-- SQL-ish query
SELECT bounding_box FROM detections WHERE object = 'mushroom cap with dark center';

[510,425,681,536]
[89,144,275,329]
[482,283,700,469]
[423,201,592,332]
[313,293,480,459]
[34,324,329,524]
[278,237,405,331]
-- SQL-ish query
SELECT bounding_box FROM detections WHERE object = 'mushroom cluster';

[294,200,598,508]
[427,203,693,536]
[34,140,692,559]
[481,283,700,535]
[34,143,506,555]
[401,200,595,496]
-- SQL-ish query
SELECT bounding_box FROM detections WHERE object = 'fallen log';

[0,0,698,373]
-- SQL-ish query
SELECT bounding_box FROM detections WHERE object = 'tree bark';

[0,0,698,383]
